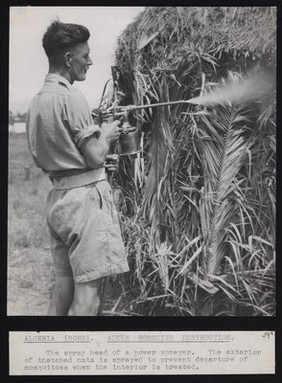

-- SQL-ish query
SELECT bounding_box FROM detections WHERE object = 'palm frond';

[198,102,250,275]
[112,6,276,316]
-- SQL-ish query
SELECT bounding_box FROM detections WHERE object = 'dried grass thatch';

[115,7,275,98]
[112,6,276,316]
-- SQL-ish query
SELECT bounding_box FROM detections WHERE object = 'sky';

[9,6,144,114]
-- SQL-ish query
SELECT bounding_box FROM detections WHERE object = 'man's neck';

[48,67,73,84]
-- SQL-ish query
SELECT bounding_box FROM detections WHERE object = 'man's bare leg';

[71,278,103,316]
[48,276,74,316]
[97,277,109,316]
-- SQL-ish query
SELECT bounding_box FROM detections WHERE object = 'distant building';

[9,111,26,134]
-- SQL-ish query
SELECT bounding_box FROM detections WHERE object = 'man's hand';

[100,120,121,144]
[80,120,121,170]
[104,154,119,173]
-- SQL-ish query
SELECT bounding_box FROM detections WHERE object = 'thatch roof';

[112,7,276,316]
[115,7,276,98]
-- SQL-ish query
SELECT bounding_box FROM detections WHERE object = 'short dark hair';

[42,20,90,64]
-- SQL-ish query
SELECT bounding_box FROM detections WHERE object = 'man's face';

[68,42,93,83]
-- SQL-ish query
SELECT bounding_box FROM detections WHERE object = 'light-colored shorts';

[46,180,129,283]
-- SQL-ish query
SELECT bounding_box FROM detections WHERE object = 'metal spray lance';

[94,69,274,156]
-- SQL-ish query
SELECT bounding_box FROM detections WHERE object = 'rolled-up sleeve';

[64,89,101,148]
[74,124,101,147]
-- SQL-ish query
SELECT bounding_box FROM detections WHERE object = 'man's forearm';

[80,135,110,169]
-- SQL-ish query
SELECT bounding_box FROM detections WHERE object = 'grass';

[8,133,130,316]
[8,133,53,315]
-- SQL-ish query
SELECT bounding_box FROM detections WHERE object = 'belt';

[52,168,106,190]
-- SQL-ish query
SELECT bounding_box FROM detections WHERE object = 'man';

[26,20,129,316]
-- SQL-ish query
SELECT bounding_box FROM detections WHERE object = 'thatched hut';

[112,7,276,316]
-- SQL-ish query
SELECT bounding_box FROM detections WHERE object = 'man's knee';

[48,276,74,316]
[71,278,102,316]
[71,297,100,316]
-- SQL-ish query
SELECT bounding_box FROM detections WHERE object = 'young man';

[26,20,129,316]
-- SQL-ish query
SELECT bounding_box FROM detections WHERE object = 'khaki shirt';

[26,74,100,176]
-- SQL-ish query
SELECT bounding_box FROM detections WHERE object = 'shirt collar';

[45,74,72,90]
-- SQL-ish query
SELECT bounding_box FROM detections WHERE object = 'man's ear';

[64,52,72,67]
